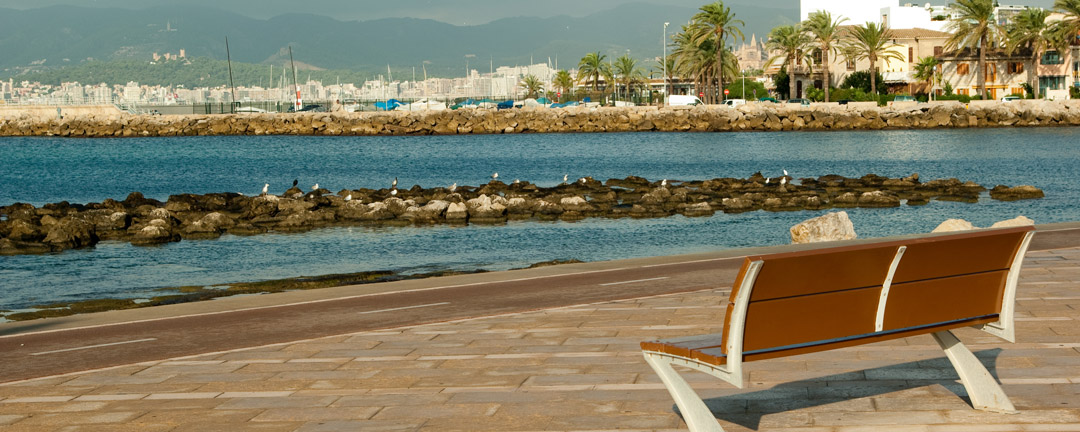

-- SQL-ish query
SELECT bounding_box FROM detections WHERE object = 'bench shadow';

[672,348,1005,431]
[0,319,66,337]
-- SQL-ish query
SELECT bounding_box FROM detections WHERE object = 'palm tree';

[913,56,940,99]
[1006,8,1051,99]
[692,1,744,102]
[577,52,610,91]
[945,0,1004,99]
[520,74,544,99]
[613,54,644,102]
[1054,0,1080,34]
[765,24,813,99]
[844,22,904,95]
[804,10,848,102]
[553,70,574,101]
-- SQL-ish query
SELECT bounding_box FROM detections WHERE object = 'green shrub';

[805,87,825,102]
[840,70,888,94]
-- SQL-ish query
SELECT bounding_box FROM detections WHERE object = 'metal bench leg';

[643,353,725,432]
[932,330,1017,414]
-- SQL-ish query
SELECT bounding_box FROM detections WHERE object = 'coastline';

[1,100,1079,137]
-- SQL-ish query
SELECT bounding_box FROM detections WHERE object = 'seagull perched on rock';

[449,182,457,193]
[392,177,398,188]
[390,189,398,196]
[783,169,789,177]
[261,183,269,195]
[292,179,298,187]
[311,183,319,191]
[579,177,586,185]
[780,177,787,185]
[492,172,499,181]
[563,174,569,183]
[514,179,520,184]
[765,178,771,184]
[661,179,668,187]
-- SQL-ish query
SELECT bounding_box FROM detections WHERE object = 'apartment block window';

[958,88,969,95]
[908,47,914,63]
[1042,50,1063,65]
[846,59,856,71]
[812,49,823,65]
[934,46,944,56]
[1008,62,1023,74]
[957,63,970,75]
[1040,75,1066,92]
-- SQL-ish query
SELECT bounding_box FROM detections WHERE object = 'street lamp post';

[663,22,670,106]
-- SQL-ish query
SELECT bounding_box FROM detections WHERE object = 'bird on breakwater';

[293,179,298,187]
[783,169,788,177]
[661,179,668,187]
[392,177,398,188]
[765,178,771,184]
[261,183,269,195]
[514,179,520,184]
[312,183,319,191]
[579,177,586,185]
[780,177,787,185]
[492,172,499,181]
[449,183,457,193]
[345,194,352,201]
[563,174,569,183]
[390,189,398,196]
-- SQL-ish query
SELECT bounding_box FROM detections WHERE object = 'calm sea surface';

[0,129,1076,310]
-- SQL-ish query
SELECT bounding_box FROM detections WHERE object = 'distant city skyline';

[2,0,1055,26]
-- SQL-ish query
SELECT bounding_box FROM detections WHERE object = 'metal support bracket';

[932,330,1017,414]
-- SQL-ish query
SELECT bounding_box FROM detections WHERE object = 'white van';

[668,95,703,106]
[723,98,746,107]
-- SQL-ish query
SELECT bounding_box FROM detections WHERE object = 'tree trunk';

[718,31,725,103]
[978,34,987,99]
[789,56,797,99]
[870,55,877,95]
[823,50,831,102]
[1030,51,1039,99]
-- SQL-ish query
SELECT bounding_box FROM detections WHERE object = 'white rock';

[790,211,857,244]
[932,218,977,233]
[990,215,1034,229]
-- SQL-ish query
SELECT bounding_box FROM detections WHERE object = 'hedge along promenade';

[1,100,1079,137]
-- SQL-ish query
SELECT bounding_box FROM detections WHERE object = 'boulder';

[857,191,901,207]
[183,212,237,238]
[0,238,52,255]
[989,215,1034,228]
[466,194,507,220]
[989,185,1044,201]
[6,219,45,242]
[790,211,857,244]
[681,202,714,217]
[445,202,469,222]
[42,216,99,249]
[131,219,181,245]
[932,218,977,233]
[559,196,593,212]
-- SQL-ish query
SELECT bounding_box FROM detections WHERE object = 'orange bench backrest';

[721,226,1033,361]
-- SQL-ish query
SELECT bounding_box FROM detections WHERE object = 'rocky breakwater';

[2,100,1080,137]
[0,174,1044,256]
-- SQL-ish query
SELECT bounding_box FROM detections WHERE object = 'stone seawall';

[2,100,1079,137]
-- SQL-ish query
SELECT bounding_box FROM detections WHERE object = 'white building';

[801,0,945,31]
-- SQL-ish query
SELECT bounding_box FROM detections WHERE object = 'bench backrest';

[722,226,1034,363]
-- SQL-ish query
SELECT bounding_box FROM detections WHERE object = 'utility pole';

[225,36,237,113]
[663,22,669,106]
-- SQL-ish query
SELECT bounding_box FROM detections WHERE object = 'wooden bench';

[641,226,1035,432]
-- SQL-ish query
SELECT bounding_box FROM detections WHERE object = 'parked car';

[787,98,811,106]
[758,97,778,103]
[723,98,747,107]
[668,95,703,106]
[893,95,915,102]
[836,99,854,105]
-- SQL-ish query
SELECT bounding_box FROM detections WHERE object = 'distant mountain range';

[0,3,795,83]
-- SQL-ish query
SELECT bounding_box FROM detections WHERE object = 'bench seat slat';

[884,270,1007,331]
[644,314,1000,367]
[743,286,880,352]
[892,233,1025,284]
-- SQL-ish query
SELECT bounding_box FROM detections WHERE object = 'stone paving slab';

[2,247,1080,431]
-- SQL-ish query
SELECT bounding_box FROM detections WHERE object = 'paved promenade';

[2,241,1079,430]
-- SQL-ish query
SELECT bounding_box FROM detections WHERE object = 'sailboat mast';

[226,36,237,112]
[289,46,300,110]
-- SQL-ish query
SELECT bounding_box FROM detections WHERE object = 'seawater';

[0,129,1076,309]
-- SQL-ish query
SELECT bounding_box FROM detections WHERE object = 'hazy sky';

[0,0,1057,25]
